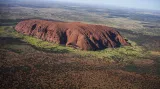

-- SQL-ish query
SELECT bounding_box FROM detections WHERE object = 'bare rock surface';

[15,19,128,50]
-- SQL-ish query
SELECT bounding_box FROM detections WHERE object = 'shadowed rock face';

[15,19,128,50]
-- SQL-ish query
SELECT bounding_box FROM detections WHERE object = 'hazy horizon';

[3,0,160,11]
[55,0,160,10]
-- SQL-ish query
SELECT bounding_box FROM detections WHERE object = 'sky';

[56,0,160,10]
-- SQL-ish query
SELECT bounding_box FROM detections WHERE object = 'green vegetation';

[0,26,150,62]
[20,31,147,62]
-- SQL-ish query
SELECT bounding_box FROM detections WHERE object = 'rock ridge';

[15,19,129,50]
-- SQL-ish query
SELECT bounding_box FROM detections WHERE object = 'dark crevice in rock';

[31,24,37,31]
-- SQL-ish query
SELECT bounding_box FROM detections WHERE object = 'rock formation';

[15,19,129,50]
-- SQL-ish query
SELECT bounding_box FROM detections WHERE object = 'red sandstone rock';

[15,19,129,50]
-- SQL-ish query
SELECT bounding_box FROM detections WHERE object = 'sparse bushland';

[1,25,160,89]
[0,21,160,89]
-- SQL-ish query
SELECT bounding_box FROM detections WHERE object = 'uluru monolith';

[15,19,129,50]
